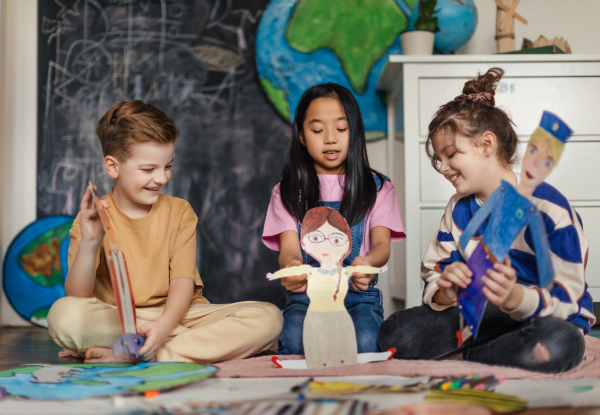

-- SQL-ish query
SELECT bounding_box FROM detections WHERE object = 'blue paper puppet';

[457,111,573,342]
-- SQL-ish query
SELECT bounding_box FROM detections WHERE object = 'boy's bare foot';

[84,347,142,363]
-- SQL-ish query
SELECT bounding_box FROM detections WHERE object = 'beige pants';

[47,297,283,363]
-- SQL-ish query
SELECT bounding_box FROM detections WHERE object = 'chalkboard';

[37,0,290,307]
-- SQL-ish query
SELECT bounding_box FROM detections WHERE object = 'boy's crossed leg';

[48,296,283,363]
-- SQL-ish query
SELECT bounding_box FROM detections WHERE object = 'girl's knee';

[356,328,379,353]
[378,308,430,350]
[279,305,306,355]
[519,318,585,373]
[543,324,585,372]
[378,312,416,356]
[278,323,304,355]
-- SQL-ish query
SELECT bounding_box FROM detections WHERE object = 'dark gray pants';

[378,303,585,373]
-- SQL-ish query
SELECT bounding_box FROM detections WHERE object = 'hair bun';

[454,92,494,105]
[461,67,504,107]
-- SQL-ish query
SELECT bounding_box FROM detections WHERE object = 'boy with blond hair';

[48,100,283,363]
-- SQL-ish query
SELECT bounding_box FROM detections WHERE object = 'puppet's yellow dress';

[303,267,358,367]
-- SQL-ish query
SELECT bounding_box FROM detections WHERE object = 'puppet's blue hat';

[539,111,573,144]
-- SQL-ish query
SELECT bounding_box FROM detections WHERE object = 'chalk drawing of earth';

[256,0,416,142]
[256,0,478,141]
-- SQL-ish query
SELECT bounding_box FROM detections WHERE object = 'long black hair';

[279,83,384,227]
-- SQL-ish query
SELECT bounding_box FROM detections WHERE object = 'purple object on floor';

[112,333,146,360]
[0,386,6,400]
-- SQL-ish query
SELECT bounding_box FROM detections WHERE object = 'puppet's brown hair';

[301,207,352,259]
[96,100,179,161]
[425,67,519,171]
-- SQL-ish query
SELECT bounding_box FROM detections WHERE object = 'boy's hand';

[79,185,109,247]
[350,256,375,291]
[435,261,472,304]
[136,319,172,361]
[279,260,308,292]
[482,257,523,311]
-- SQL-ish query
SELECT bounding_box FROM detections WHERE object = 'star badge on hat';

[539,111,573,144]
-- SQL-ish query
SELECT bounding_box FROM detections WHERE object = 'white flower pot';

[400,31,435,55]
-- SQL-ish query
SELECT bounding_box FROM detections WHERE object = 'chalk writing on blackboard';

[37,0,290,306]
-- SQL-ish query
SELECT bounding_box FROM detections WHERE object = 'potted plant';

[400,0,439,55]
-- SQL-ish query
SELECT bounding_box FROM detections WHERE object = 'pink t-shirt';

[262,174,406,257]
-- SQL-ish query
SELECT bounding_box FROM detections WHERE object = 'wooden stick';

[495,0,528,25]
[89,181,144,358]
[495,0,516,53]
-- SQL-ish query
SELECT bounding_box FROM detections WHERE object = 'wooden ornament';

[533,36,571,54]
[495,0,528,53]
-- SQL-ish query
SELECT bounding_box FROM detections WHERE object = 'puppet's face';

[521,139,556,190]
[302,221,350,266]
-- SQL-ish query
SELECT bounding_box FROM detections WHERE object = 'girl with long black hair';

[262,83,405,355]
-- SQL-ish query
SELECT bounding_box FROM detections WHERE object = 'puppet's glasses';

[306,231,348,246]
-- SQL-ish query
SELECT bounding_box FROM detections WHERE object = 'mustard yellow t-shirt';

[68,190,208,307]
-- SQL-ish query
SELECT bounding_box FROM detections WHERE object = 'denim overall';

[278,175,387,355]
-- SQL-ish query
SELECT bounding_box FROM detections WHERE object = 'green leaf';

[420,0,437,16]
[414,16,439,32]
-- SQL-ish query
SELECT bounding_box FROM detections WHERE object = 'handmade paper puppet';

[457,111,572,342]
[267,207,393,369]
[89,182,145,359]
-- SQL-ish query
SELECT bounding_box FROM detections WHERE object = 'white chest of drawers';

[377,54,600,308]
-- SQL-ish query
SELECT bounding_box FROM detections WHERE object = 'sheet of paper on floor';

[496,377,600,407]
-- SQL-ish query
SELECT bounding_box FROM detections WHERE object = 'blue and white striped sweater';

[421,182,595,334]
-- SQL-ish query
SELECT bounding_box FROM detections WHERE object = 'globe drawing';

[256,0,477,141]
[2,215,74,327]
[434,0,478,53]
[0,363,217,400]
[256,0,410,142]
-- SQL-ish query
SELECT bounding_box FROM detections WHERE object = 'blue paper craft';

[457,180,554,337]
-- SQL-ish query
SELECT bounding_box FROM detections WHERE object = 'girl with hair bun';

[378,68,594,373]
